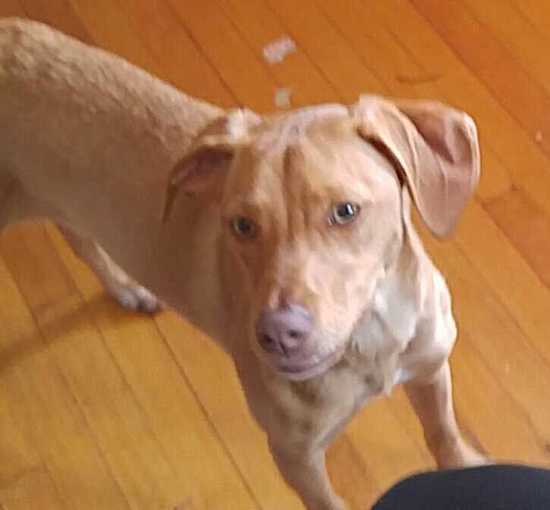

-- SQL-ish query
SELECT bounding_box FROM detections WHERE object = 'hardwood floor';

[1,1,550,508]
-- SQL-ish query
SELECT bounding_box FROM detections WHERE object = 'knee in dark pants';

[372,465,550,510]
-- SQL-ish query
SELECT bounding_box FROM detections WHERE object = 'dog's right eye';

[231,216,258,240]
[329,202,361,226]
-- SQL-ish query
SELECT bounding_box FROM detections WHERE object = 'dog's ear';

[353,95,480,237]
[162,108,260,222]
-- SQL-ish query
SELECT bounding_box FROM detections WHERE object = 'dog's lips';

[272,348,345,381]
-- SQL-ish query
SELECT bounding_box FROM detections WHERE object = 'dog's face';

[220,111,402,379]
[166,97,480,380]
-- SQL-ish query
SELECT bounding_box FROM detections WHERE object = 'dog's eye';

[231,216,258,239]
[329,202,361,226]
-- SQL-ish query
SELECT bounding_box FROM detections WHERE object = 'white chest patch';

[347,270,421,396]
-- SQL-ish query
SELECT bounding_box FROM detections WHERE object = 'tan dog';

[0,19,485,510]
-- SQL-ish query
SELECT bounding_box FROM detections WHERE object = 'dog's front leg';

[57,224,161,313]
[268,440,348,510]
[405,360,486,468]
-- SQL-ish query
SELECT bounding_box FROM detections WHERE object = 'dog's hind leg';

[57,224,161,313]
[0,171,160,313]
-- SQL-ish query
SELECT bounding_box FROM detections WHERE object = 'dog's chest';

[346,271,420,398]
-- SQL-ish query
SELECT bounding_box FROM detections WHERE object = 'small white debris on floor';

[274,87,292,109]
[535,130,543,143]
[263,35,297,64]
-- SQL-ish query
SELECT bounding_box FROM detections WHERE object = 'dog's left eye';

[231,216,258,239]
[329,202,361,226]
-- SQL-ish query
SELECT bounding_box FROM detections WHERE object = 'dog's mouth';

[272,347,346,381]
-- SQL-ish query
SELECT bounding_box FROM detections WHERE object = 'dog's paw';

[110,284,162,313]
[435,437,490,469]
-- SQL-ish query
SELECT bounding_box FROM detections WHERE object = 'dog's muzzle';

[255,304,343,380]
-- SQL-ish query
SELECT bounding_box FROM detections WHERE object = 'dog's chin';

[270,348,346,381]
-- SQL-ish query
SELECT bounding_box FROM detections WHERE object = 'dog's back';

[0,17,136,224]
[0,18,221,229]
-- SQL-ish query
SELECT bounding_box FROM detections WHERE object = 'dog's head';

[165,96,479,380]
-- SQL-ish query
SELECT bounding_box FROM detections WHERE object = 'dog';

[0,18,486,509]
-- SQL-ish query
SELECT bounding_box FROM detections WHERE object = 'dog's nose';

[256,304,313,356]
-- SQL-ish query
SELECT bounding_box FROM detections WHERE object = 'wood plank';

[47,225,258,510]
[476,149,511,204]
[0,259,41,487]
[512,0,550,37]
[326,435,380,510]
[315,0,429,97]
[0,467,67,510]
[463,0,550,98]
[1,225,181,510]
[485,189,550,289]
[0,253,130,510]
[0,391,39,485]
[451,201,550,366]
[347,398,431,490]
[451,333,548,464]
[20,0,91,43]
[112,0,234,107]
[167,0,277,112]
[0,0,25,18]
[69,0,161,77]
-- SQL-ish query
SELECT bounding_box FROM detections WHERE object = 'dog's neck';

[345,190,430,393]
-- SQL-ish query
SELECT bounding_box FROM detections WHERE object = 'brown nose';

[256,304,313,356]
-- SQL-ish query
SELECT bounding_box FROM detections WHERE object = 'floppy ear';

[353,95,480,237]
[162,108,260,221]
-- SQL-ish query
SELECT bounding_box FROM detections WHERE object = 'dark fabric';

[372,464,550,510]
